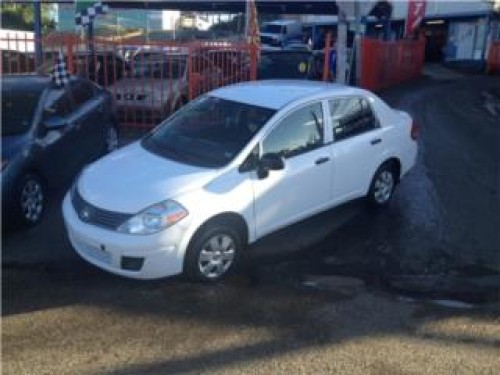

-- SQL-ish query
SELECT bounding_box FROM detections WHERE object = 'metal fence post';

[323,32,332,81]
[33,0,43,67]
[249,44,258,81]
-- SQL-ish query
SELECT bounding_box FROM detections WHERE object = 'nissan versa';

[63,81,418,282]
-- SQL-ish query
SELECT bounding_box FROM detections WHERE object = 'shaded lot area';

[3,73,500,374]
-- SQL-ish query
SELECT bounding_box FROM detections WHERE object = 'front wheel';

[16,173,45,227]
[184,223,243,283]
[367,164,396,208]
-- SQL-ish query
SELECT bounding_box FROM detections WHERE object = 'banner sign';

[406,0,427,36]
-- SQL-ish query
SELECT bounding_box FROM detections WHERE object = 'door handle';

[315,157,330,165]
[370,138,382,145]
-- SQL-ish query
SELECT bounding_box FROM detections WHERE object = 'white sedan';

[62,80,417,282]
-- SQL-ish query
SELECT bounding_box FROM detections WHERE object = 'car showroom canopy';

[101,1,392,18]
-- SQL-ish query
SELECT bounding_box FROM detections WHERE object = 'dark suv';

[2,74,119,227]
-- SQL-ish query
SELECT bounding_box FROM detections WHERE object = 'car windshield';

[132,54,186,79]
[258,52,311,79]
[260,24,283,34]
[142,96,276,168]
[2,86,43,136]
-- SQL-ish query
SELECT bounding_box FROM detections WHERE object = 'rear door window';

[329,97,379,141]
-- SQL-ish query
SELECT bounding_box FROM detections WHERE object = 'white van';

[260,20,302,48]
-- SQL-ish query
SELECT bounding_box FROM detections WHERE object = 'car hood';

[2,133,30,161]
[78,141,218,213]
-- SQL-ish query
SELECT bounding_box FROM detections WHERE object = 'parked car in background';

[260,20,302,48]
[258,50,320,80]
[2,74,119,227]
[109,48,231,124]
[73,51,130,87]
[109,49,189,124]
[63,81,418,282]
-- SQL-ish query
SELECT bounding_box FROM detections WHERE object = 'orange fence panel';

[1,33,255,132]
[487,41,500,74]
[360,37,425,91]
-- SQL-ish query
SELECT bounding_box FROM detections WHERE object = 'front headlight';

[117,200,188,235]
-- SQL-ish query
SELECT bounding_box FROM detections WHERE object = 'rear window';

[258,52,311,79]
[2,87,44,136]
[260,25,283,34]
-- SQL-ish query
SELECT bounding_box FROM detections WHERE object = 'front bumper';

[62,193,186,279]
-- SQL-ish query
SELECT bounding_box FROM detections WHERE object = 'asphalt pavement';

[2,71,500,375]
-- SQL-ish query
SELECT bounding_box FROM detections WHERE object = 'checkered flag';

[50,50,70,88]
[75,1,108,26]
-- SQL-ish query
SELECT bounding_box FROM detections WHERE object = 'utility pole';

[33,0,43,65]
[337,9,348,84]
[244,0,250,38]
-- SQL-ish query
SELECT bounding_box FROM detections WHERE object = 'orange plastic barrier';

[487,41,500,74]
[360,37,425,91]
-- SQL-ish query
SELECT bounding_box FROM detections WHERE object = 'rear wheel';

[184,222,243,283]
[16,173,45,227]
[367,164,396,208]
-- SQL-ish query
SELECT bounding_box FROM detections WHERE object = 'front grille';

[116,93,147,101]
[72,188,132,230]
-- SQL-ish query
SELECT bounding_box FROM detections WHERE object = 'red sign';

[406,0,427,37]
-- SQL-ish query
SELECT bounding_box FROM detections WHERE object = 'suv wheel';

[17,173,45,227]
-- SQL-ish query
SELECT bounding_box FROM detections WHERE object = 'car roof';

[2,74,89,92]
[210,80,369,110]
[2,74,51,92]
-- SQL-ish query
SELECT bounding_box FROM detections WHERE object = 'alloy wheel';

[197,234,236,279]
[373,170,394,204]
[20,178,44,224]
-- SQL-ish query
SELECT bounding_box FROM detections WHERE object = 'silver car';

[109,49,225,124]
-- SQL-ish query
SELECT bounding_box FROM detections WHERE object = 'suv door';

[69,79,105,162]
[327,97,384,203]
[35,86,79,184]
[252,102,331,238]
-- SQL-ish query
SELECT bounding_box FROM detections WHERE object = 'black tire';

[184,222,244,283]
[103,124,119,154]
[366,163,397,208]
[15,173,45,227]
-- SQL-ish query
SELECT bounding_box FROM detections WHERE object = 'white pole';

[245,0,250,38]
[337,10,347,84]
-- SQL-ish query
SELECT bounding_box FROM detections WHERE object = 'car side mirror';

[43,115,67,130]
[257,152,285,179]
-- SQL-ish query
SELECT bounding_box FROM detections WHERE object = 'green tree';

[1,3,55,32]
